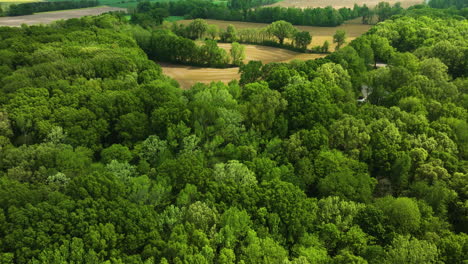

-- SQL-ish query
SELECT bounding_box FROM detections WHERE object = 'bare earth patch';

[0,6,126,27]
[161,43,326,89]
[268,0,423,8]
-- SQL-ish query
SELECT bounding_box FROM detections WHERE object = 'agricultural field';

[0,6,126,26]
[267,0,423,8]
[161,43,326,89]
[177,18,372,50]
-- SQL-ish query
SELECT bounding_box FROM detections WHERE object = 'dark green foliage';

[0,8,467,264]
[7,1,99,16]
[149,0,361,27]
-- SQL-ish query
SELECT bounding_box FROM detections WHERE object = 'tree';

[385,235,439,264]
[333,30,346,50]
[239,60,263,85]
[268,20,297,45]
[376,197,421,234]
[322,40,330,53]
[187,19,208,39]
[221,24,238,42]
[207,24,219,40]
[375,2,392,22]
[294,31,312,50]
[230,42,245,66]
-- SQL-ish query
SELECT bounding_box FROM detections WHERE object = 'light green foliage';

[376,197,421,234]
[187,18,209,39]
[230,42,245,66]
[207,24,219,40]
[268,20,297,44]
[294,31,312,50]
[333,30,346,50]
[0,10,466,264]
[385,235,438,264]
[214,160,257,187]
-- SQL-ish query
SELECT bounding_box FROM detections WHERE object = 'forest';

[4,0,100,16]
[0,1,467,263]
[149,0,364,26]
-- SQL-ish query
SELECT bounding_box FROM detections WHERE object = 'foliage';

[0,8,467,264]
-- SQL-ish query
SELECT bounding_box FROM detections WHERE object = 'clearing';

[0,6,126,27]
[177,18,371,50]
[161,43,326,89]
[267,0,423,8]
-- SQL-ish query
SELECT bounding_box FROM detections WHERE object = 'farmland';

[161,43,326,89]
[0,6,126,26]
[164,18,371,88]
[267,0,424,8]
[176,18,372,50]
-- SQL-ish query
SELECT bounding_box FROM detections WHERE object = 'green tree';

[333,30,346,50]
[187,19,208,39]
[294,31,312,50]
[385,235,438,264]
[207,24,219,40]
[268,20,297,45]
[322,40,330,53]
[230,42,245,66]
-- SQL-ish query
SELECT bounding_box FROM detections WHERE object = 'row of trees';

[429,0,467,9]
[131,26,246,67]
[168,19,314,52]
[5,0,99,16]
[0,7,467,264]
[148,0,362,26]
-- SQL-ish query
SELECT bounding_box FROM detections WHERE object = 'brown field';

[0,6,126,27]
[168,19,371,88]
[177,18,371,50]
[161,43,326,89]
[268,0,423,8]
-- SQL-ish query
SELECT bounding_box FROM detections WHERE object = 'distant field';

[0,6,126,26]
[177,18,372,50]
[165,16,184,22]
[267,0,423,8]
[161,43,326,89]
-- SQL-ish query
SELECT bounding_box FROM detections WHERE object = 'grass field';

[165,16,184,22]
[0,6,126,26]
[267,0,423,8]
[177,18,372,50]
[161,43,326,89]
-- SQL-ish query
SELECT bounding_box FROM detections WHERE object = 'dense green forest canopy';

[0,4,467,264]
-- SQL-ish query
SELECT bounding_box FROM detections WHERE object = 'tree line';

[148,0,362,27]
[0,6,467,264]
[131,25,246,67]
[136,16,344,53]
[4,0,99,16]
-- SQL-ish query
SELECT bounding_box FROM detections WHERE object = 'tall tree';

[333,30,346,51]
[268,20,297,45]
[230,42,246,66]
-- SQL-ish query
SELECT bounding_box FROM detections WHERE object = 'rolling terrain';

[161,43,326,89]
[0,6,126,26]
[177,18,372,50]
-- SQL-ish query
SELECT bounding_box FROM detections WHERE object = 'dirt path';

[0,6,126,27]
[161,43,326,89]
